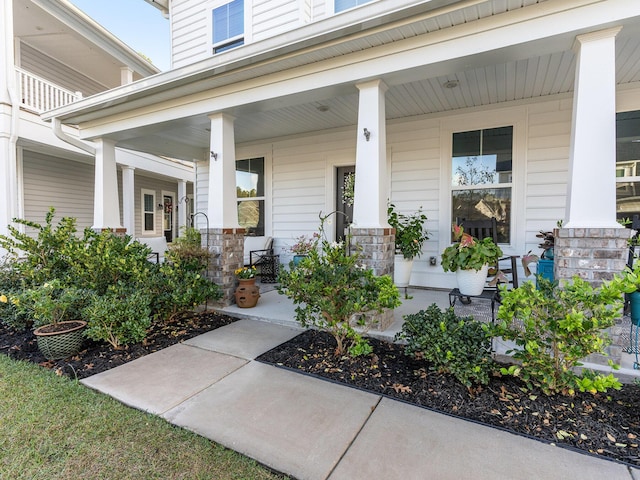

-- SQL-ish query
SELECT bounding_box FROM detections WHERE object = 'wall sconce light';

[363,128,371,141]
[210,151,218,160]
[157,203,164,210]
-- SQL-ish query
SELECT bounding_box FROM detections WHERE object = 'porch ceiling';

[43,0,640,162]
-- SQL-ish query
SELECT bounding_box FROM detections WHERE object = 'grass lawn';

[0,356,285,479]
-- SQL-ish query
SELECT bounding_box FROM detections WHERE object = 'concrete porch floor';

[216,283,640,382]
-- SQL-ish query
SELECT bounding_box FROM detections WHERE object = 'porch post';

[206,113,243,305]
[565,27,621,229]
[351,79,394,330]
[0,0,17,244]
[177,179,188,233]
[121,166,135,235]
[93,138,123,232]
[556,27,631,287]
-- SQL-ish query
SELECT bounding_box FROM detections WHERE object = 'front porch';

[216,283,640,382]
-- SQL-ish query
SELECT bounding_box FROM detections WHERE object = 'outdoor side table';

[260,254,280,283]
[448,288,497,321]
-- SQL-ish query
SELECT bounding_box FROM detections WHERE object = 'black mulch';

[0,311,236,380]
[256,329,640,468]
[3,312,640,468]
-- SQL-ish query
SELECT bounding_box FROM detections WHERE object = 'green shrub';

[0,208,80,285]
[396,304,494,387]
[166,227,210,272]
[494,278,623,395]
[278,212,400,356]
[82,286,152,349]
[13,279,89,328]
[0,261,29,331]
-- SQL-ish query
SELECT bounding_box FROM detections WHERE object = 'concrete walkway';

[81,317,640,480]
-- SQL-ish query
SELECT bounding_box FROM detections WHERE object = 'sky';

[68,0,171,71]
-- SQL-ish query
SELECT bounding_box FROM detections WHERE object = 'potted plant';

[387,203,429,288]
[234,266,260,308]
[441,224,503,296]
[12,279,88,360]
[289,233,319,266]
[522,230,556,284]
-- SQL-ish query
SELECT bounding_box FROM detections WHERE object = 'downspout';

[51,117,95,155]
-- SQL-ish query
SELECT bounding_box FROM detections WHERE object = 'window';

[616,111,640,222]
[451,126,513,243]
[142,189,156,233]
[335,0,373,13]
[212,0,244,54]
[236,157,264,236]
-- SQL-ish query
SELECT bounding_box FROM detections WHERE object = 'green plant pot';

[292,255,307,266]
[33,320,87,360]
[629,291,640,327]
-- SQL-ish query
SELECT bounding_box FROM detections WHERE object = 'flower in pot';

[387,203,429,289]
[12,279,89,360]
[441,225,503,296]
[235,266,257,280]
[289,233,319,266]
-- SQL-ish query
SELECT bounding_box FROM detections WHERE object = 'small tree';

[494,278,622,395]
[278,212,401,356]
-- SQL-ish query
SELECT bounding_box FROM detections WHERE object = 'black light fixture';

[210,151,218,160]
[363,128,371,141]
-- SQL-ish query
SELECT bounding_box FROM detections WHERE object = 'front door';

[336,166,355,242]
[163,195,173,242]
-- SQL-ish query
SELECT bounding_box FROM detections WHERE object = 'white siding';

[19,43,107,97]
[252,0,302,41]
[171,0,210,68]
[22,151,94,230]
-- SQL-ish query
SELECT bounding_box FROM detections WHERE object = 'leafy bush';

[13,279,89,328]
[82,286,152,349]
[278,212,401,356]
[396,304,494,387]
[0,208,80,285]
[494,278,623,395]
[166,227,210,272]
[387,203,429,260]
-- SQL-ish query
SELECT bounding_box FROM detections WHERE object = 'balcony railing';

[16,67,82,113]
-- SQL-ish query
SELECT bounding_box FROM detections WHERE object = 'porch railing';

[16,67,82,113]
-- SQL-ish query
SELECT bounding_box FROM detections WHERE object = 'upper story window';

[451,126,513,243]
[212,0,244,54]
[335,0,373,13]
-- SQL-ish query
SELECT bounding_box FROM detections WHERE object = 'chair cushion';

[243,236,272,265]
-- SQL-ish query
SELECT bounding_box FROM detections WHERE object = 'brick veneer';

[349,227,396,330]
[554,227,633,286]
[201,228,245,306]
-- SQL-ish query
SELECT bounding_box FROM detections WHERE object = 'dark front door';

[336,166,355,243]
[163,195,173,242]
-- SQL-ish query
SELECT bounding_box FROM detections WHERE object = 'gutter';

[52,118,96,155]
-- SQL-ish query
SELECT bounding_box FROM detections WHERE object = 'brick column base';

[202,228,245,306]
[555,227,632,286]
[350,227,395,330]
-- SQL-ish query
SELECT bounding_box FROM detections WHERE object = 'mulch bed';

[0,311,236,379]
[2,313,640,468]
[256,329,640,468]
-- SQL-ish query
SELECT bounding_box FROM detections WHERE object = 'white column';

[0,0,17,243]
[178,180,188,232]
[565,27,622,229]
[352,80,390,228]
[121,166,135,235]
[120,67,134,85]
[93,138,122,230]
[207,113,239,229]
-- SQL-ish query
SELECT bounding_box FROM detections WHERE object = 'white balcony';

[16,67,82,114]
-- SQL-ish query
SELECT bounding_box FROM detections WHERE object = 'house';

[41,0,640,303]
[0,0,194,248]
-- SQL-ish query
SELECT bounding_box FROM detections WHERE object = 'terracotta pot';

[238,278,257,286]
[235,282,260,308]
[33,320,87,360]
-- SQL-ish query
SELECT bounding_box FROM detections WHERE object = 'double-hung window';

[212,0,244,54]
[236,157,265,236]
[335,0,373,13]
[451,126,513,243]
[616,111,640,221]
[142,189,156,234]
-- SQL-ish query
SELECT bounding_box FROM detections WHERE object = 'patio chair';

[451,217,519,319]
[244,236,279,282]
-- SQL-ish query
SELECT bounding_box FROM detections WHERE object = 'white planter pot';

[393,254,414,288]
[456,265,489,296]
